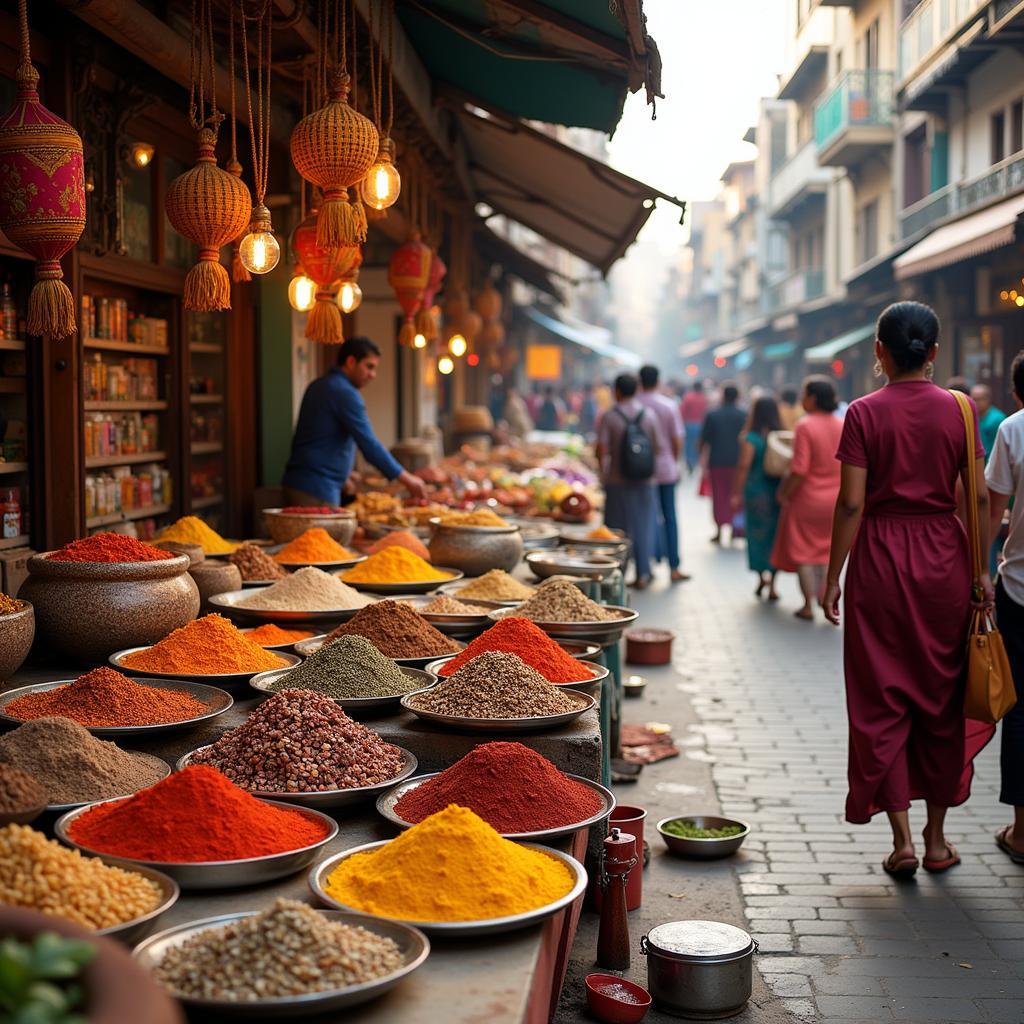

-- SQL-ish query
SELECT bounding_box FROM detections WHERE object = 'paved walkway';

[624,486,1022,1023]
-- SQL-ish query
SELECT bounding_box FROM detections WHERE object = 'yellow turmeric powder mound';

[323,804,576,922]
[340,546,452,584]
[157,515,239,554]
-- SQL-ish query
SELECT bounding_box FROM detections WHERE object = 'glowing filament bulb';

[239,206,281,275]
[448,333,467,357]
[288,274,316,312]
[359,138,401,211]
[336,280,363,314]
[412,332,428,349]
[438,355,455,375]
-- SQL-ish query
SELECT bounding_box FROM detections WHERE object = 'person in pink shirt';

[680,380,709,473]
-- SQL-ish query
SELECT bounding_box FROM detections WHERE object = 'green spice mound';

[662,819,745,840]
[268,634,421,699]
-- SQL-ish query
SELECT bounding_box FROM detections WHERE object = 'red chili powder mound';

[394,741,603,832]
[67,764,330,862]
[439,617,591,683]
[4,667,207,727]
[49,532,174,564]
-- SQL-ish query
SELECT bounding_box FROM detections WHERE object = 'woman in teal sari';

[732,396,783,600]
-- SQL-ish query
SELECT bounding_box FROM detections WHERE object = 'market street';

[561,485,1022,1024]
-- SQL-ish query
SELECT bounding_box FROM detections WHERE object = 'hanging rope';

[385,0,395,137]
[239,0,272,207]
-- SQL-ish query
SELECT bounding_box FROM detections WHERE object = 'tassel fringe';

[184,261,232,312]
[306,298,343,344]
[317,196,368,248]
[414,308,434,338]
[28,279,76,339]
[399,320,417,347]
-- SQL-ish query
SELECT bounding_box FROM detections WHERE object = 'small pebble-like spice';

[0,717,166,805]
[325,599,460,659]
[154,898,403,1002]
[407,652,578,719]
[512,578,618,622]
[0,592,24,615]
[0,766,46,814]
[243,623,314,646]
[238,566,372,611]
[0,824,163,930]
[269,634,419,699]
[4,667,208,727]
[455,569,535,602]
[229,542,287,581]
[191,689,405,792]
[416,594,486,615]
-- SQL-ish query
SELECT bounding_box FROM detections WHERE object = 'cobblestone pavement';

[654,487,1024,1023]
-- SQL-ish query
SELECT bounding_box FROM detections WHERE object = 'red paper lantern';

[416,250,446,340]
[388,231,431,346]
[0,63,85,339]
[292,211,360,344]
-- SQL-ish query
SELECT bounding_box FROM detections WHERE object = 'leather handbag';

[763,430,794,478]
[951,390,1017,723]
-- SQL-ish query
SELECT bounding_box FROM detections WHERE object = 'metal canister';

[640,920,755,1019]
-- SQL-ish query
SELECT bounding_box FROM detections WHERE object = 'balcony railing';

[899,151,1024,238]
[899,0,988,82]
[767,140,832,216]
[766,269,825,313]
[814,70,895,154]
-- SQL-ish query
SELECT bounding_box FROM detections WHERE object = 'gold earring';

[873,359,884,378]
[925,361,935,380]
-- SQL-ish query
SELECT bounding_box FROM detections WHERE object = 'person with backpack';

[596,373,660,589]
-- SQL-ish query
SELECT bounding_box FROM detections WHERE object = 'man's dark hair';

[337,336,381,366]
[615,373,638,398]
[639,364,659,389]
[780,385,798,405]
[1012,350,1024,402]
[693,379,704,393]
[722,381,739,404]
[945,375,970,394]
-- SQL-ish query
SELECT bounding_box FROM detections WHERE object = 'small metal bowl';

[290,633,463,668]
[96,862,179,946]
[525,551,620,582]
[54,799,339,889]
[436,581,532,607]
[207,589,375,625]
[623,673,648,699]
[110,646,300,690]
[250,665,436,711]
[487,605,639,643]
[656,815,750,860]
[338,568,464,596]
[393,594,507,636]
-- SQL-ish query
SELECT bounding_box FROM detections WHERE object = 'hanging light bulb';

[438,355,455,375]
[336,279,363,314]
[360,137,401,211]
[239,204,281,275]
[412,332,428,349]
[448,333,467,358]
[288,272,316,312]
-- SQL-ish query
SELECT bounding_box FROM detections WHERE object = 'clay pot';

[189,560,242,611]
[0,905,184,1024]
[20,554,200,664]
[428,521,524,577]
[151,540,205,567]
[0,601,34,681]
[264,507,357,546]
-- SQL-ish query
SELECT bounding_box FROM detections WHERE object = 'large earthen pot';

[264,507,357,545]
[21,553,199,663]
[428,521,524,577]
[0,905,183,1024]
[189,559,242,611]
[0,600,34,680]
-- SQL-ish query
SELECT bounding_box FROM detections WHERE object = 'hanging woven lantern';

[165,125,252,311]
[461,310,483,345]
[480,319,506,348]
[474,281,502,323]
[388,231,431,347]
[291,69,378,249]
[0,62,85,339]
[292,211,359,344]
[443,286,469,325]
[416,250,446,340]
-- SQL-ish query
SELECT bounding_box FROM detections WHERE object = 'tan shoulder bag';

[952,389,1017,723]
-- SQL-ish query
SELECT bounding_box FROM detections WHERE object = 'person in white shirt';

[986,349,1024,865]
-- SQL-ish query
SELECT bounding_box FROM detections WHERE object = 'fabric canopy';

[713,339,749,359]
[805,323,875,362]
[475,225,565,302]
[679,338,713,358]
[763,340,798,360]
[455,104,684,273]
[894,193,1024,279]
[524,307,641,367]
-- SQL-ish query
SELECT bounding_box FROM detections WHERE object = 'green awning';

[396,1,659,133]
[763,341,798,360]
[805,323,875,362]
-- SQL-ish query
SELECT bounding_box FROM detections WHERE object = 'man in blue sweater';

[282,336,427,505]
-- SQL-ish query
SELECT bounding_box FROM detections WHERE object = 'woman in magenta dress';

[823,302,995,877]
[771,377,844,620]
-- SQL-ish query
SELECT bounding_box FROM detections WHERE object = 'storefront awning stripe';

[763,340,798,360]
[713,339,749,359]
[894,193,1024,279]
[524,307,641,367]
[679,339,713,358]
[805,323,875,362]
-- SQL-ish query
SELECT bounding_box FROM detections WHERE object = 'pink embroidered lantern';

[0,55,85,340]
[415,250,446,340]
[292,211,360,344]
[388,231,431,347]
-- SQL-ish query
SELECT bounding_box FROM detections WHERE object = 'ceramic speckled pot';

[428,522,524,577]
[264,507,357,545]
[21,553,199,664]
[0,601,34,681]
[151,540,205,566]
[189,560,242,611]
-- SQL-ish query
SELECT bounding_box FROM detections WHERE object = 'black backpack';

[615,407,654,480]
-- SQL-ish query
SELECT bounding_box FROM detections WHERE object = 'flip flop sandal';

[882,853,919,878]
[923,843,961,873]
[995,827,1024,865]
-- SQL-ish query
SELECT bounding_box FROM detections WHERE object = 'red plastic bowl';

[584,974,652,1024]
[624,628,675,666]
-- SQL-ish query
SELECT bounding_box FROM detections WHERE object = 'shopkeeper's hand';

[398,470,428,501]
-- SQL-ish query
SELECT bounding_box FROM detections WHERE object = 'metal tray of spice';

[399,686,596,733]
[487,605,639,643]
[309,842,588,938]
[292,634,466,669]
[394,594,508,634]
[44,754,171,816]
[558,640,604,661]
[524,551,621,582]
[504,518,560,550]
[0,679,234,739]
[275,554,367,572]
[423,657,609,698]
[207,589,374,625]
[338,568,465,596]
[376,773,616,842]
[249,666,437,712]
[98,861,180,946]
[175,745,420,810]
[109,647,302,689]
[54,799,339,890]
[132,909,430,1017]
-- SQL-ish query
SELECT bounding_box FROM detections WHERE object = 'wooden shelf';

[191,494,223,510]
[83,338,169,356]
[190,441,222,455]
[86,502,172,528]
[0,378,26,394]
[0,338,25,351]
[84,400,168,411]
[190,394,222,405]
[85,450,167,469]
[0,534,29,550]
[190,342,223,354]
[0,462,28,475]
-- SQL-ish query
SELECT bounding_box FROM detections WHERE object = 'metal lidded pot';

[640,919,755,1019]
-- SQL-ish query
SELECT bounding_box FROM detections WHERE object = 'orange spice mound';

[244,624,315,646]
[367,530,431,562]
[121,614,287,675]
[274,528,358,564]
[586,525,618,541]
